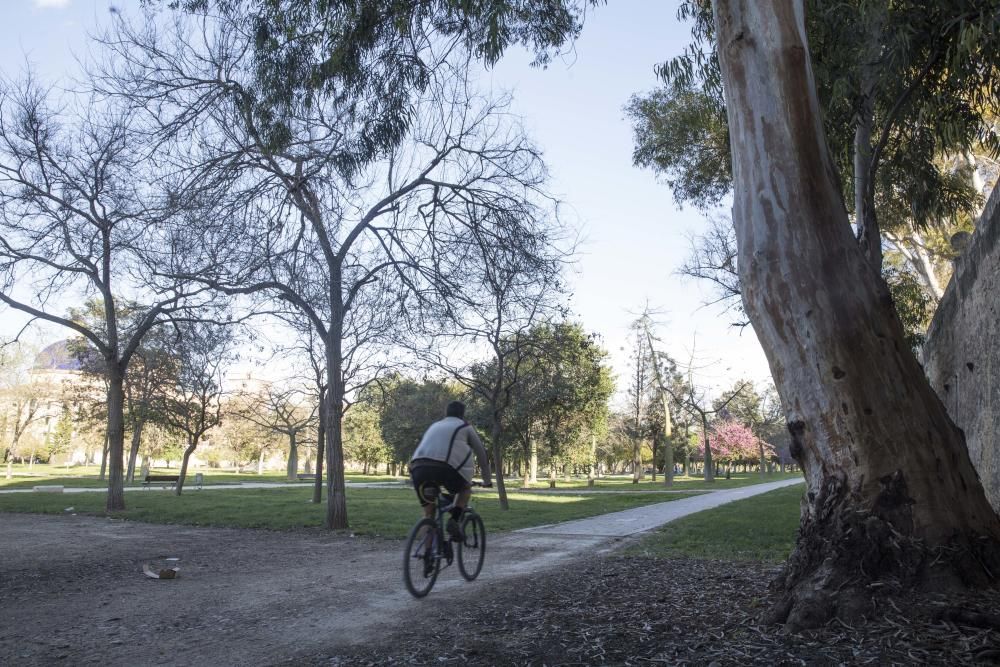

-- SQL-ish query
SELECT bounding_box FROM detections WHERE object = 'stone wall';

[924,185,1000,510]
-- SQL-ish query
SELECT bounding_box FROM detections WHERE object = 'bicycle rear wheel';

[457,511,486,581]
[403,518,440,598]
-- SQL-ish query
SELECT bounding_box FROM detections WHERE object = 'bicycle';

[403,481,488,598]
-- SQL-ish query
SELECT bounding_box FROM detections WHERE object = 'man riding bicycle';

[409,401,492,542]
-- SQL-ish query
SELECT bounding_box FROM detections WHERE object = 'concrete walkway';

[518,477,804,537]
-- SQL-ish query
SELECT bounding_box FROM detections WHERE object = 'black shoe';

[446,517,464,542]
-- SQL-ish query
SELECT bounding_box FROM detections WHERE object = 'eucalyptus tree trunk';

[711,0,1000,629]
[661,398,674,487]
[852,3,884,270]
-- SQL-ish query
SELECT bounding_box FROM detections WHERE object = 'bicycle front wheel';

[403,518,440,598]
[457,511,486,581]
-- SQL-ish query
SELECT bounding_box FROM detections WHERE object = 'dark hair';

[446,401,466,418]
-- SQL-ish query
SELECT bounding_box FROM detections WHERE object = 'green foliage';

[164,0,593,165]
[883,261,935,349]
[494,322,614,467]
[214,403,281,469]
[626,84,730,209]
[374,376,462,463]
[142,423,186,466]
[628,483,804,563]
[343,401,392,469]
[46,406,75,459]
[641,0,999,225]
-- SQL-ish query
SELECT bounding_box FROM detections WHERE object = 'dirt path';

[0,480,801,666]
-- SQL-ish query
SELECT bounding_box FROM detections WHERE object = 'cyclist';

[409,401,492,542]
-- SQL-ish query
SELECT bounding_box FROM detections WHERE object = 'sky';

[1,0,773,399]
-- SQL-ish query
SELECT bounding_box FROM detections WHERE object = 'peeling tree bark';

[711,0,1000,629]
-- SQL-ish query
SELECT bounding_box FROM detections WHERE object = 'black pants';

[410,460,469,506]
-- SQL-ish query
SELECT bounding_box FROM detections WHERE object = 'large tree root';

[768,472,1000,631]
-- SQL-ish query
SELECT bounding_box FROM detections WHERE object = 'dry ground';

[3,512,1000,666]
[0,512,614,665]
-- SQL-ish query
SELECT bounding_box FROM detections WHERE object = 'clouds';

[34,0,71,8]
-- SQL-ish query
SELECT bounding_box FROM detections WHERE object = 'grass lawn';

[626,483,805,563]
[0,486,699,538]
[519,471,802,492]
[0,465,406,489]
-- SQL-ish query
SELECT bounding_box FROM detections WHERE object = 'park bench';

[142,474,179,489]
[296,473,317,481]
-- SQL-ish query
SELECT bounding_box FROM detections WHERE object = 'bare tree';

[0,342,46,478]
[122,335,179,483]
[638,313,682,487]
[678,216,745,327]
[238,383,317,481]
[623,321,653,484]
[413,217,568,509]
[0,73,207,510]
[662,346,748,483]
[157,323,233,495]
[99,13,561,528]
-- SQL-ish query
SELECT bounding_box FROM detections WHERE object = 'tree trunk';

[711,0,1000,629]
[105,371,126,511]
[529,439,538,484]
[99,433,109,481]
[702,417,714,483]
[852,5,883,271]
[324,327,348,530]
[651,435,658,482]
[126,418,144,484]
[662,398,674,487]
[176,436,198,496]
[888,229,944,302]
[758,439,767,479]
[313,398,325,504]
[257,451,264,475]
[286,431,298,481]
[632,439,642,484]
[588,434,597,486]
[490,419,509,510]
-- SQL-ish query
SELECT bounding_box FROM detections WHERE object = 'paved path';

[518,477,804,537]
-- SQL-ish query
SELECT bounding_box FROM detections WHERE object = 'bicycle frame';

[404,480,487,597]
